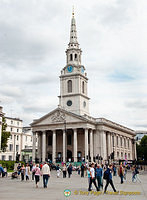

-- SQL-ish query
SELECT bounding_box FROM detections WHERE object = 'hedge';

[0,161,25,171]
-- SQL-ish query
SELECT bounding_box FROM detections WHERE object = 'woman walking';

[20,164,25,181]
[25,163,30,181]
[32,164,42,188]
[62,164,67,178]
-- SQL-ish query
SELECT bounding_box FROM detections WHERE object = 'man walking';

[88,163,99,191]
[104,164,117,193]
[42,162,50,188]
[118,163,124,184]
[96,164,103,190]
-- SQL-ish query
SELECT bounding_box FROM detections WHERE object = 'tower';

[59,11,90,116]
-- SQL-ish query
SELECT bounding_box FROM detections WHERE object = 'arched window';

[67,80,72,93]
[82,81,84,93]
[70,54,73,61]
[75,54,77,60]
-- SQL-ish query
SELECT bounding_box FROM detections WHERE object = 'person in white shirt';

[88,163,99,191]
[42,162,50,188]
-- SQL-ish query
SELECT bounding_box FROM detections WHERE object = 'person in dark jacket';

[81,164,85,177]
[67,164,72,178]
[104,164,117,193]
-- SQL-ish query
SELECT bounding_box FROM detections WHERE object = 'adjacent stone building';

[31,12,136,163]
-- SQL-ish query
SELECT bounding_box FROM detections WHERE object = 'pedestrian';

[96,164,103,190]
[17,163,21,175]
[0,164,5,177]
[42,162,50,188]
[87,166,92,190]
[132,165,141,183]
[123,165,127,180]
[62,164,67,178]
[113,165,117,176]
[20,164,25,181]
[104,164,117,193]
[4,167,7,177]
[67,164,72,178]
[81,163,85,177]
[88,163,99,191]
[32,164,42,188]
[56,164,61,178]
[78,166,80,175]
[31,163,36,181]
[118,163,124,184]
[25,163,30,181]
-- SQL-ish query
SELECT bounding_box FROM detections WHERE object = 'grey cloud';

[125,100,147,109]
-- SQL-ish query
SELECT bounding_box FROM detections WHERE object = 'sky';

[0,0,147,130]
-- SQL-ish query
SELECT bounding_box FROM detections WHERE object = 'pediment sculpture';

[51,110,66,122]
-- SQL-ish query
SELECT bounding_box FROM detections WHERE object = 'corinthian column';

[42,131,46,162]
[73,129,77,162]
[52,130,56,163]
[85,128,88,161]
[32,131,36,162]
[90,129,93,162]
[63,130,66,163]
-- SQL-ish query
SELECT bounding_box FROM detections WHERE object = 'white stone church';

[31,12,136,163]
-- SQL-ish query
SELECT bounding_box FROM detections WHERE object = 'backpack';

[103,170,109,180]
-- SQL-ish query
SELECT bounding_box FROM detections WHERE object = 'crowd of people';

[0,161,142,192]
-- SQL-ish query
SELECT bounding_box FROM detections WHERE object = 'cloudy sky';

[0,0,147,130]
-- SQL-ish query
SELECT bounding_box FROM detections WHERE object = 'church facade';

[31,12,136,163]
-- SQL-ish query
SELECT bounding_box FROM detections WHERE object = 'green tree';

[136,135,147,161]
[1,117,10,152]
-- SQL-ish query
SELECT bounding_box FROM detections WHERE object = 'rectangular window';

[120,138,122,147]
[2,155,5,161]
[11,127,13,132]
[9,144,13,151]
[10,134,12,139]
[9,156,12,161]
[128,139,129,148]
[17,121,19,126]
[17,129,19,133]
[17,135,19,140]
[48,135,52,146]
[16,145,19,152]
[26,136,27,142]
[117,136,118,146]
[11,120,13,124]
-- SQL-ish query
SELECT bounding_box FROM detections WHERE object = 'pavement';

[0,170,147,200]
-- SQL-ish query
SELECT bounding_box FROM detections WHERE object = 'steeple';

[66,9,82,66]
[68,8,79,49]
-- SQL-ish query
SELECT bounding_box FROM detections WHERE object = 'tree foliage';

[1,117,10,152]
[136,135,147,161]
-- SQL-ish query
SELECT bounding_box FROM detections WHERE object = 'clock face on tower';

[67,65,73,73]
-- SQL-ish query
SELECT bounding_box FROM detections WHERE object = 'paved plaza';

[0,170,147,200]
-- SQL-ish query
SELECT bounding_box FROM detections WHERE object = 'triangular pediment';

[31,107,87,126]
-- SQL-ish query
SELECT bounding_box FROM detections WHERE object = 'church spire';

[68,8,79,49]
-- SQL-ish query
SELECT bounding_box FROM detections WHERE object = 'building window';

[17,129,19,133]
[128,139,129,148]
[17,135,19,140]
[31,137,32,142]
[70,54,73,61]
[10,135,12,140]
[48,135,52,146]
[121,152,123,159]
[75,54,77,60]
[112,135,114,147]
[124,138,126,148]
[16,145,19,152]
[128,153,130,159]
[67,135,72,145]
[117,152,119,158]
[117,136,118,146]
[11,127,13,132]
[11,120,13,124]
[2,155,5,161]
[26,136,27,142]
[9,156,12,161]
[9,144,13,151]
[67,80,72,93]
[17,121,19,126]
[82,81,85,93]
[120,137,122,147]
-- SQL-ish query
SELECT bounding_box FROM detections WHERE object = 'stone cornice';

[58,93,90,100]
[59,73,88,80]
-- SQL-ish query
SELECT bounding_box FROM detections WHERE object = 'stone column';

[73,129,77,162]
[90,129,93,162]
[107,132,111,159]
[37,132,42,162]
[85,128,88,161]
[52,130,56,163]
[32,131,36,162]
[42,131,46,162]
[63,129,66,163]
[100,130,107,161]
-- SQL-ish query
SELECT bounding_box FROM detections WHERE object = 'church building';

[31,11,136,163]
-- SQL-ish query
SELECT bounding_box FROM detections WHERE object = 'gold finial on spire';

[72,6,74,17]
